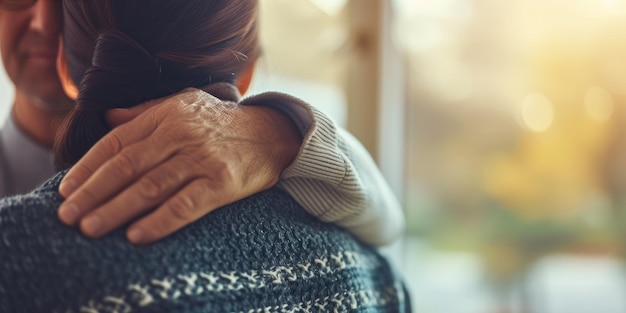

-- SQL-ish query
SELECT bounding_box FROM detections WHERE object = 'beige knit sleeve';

[241,92,405,246]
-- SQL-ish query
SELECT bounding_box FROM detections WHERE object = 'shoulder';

[0,171,65,233]
[0,175,407,312]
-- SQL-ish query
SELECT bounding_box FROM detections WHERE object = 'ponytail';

[56,0,260,167]
[55,30,170,167]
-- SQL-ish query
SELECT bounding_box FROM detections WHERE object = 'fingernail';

[81,215,102,235]
[59,179,77,196]
[127,228,144,244]
[59,203,80,224]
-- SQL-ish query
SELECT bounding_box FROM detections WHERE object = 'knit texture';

[0,171,408,312]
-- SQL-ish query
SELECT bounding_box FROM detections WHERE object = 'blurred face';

[0,0,70,109]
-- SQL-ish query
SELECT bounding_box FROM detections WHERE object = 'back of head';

[55,0,259,167]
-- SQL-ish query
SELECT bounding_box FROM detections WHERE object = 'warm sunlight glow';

[309,0,347,16]
[521,94,554,132]
[602,0,626,15]
[584,86,614,122]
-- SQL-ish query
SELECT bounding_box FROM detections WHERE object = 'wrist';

[242,105,302,173]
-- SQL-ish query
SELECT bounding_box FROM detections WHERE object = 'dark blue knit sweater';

[0,171,408,312]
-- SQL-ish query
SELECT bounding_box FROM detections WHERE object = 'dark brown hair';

[55,0,259,167]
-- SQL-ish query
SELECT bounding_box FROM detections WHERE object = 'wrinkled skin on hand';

[57,88,300,244]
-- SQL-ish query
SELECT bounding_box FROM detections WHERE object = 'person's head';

[0,0,71,109]
[55,0,260,167]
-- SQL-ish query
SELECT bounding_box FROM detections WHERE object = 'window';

[396,1,626,312]
[250,0,351,127]
[259,1,626,312]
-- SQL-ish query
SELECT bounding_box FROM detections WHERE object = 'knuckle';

[176,152,211,173]
[206,161,233,189]
[110,153,135,179]
[76,187,100,205]
[101,130,124,154]
[196,178,229,204]
[72,161,96,178]
[137,176,165,199]
[182,157,231,190]
[167,196,197,221]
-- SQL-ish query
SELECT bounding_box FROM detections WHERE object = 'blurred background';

[3,0,626,312]
[253,0,626,312]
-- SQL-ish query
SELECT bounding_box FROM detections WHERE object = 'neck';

[12,89,73,149]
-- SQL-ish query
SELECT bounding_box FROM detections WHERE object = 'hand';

[57,88,301,244]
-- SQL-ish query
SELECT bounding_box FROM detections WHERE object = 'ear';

[56,41,79,100]
[235,63,255,96]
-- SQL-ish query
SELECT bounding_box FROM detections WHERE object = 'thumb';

[105,100,159,128]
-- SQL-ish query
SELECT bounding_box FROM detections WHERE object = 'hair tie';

[76,30,169,110]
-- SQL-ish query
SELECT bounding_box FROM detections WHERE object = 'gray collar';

[0,115,56,196]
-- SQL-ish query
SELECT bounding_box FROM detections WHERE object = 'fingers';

[55,88,290,246]
[77,156,194,239]
[126,178,231,245]
[58,132,177,226]
[59,91,195,199]
[58,114,159,198]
